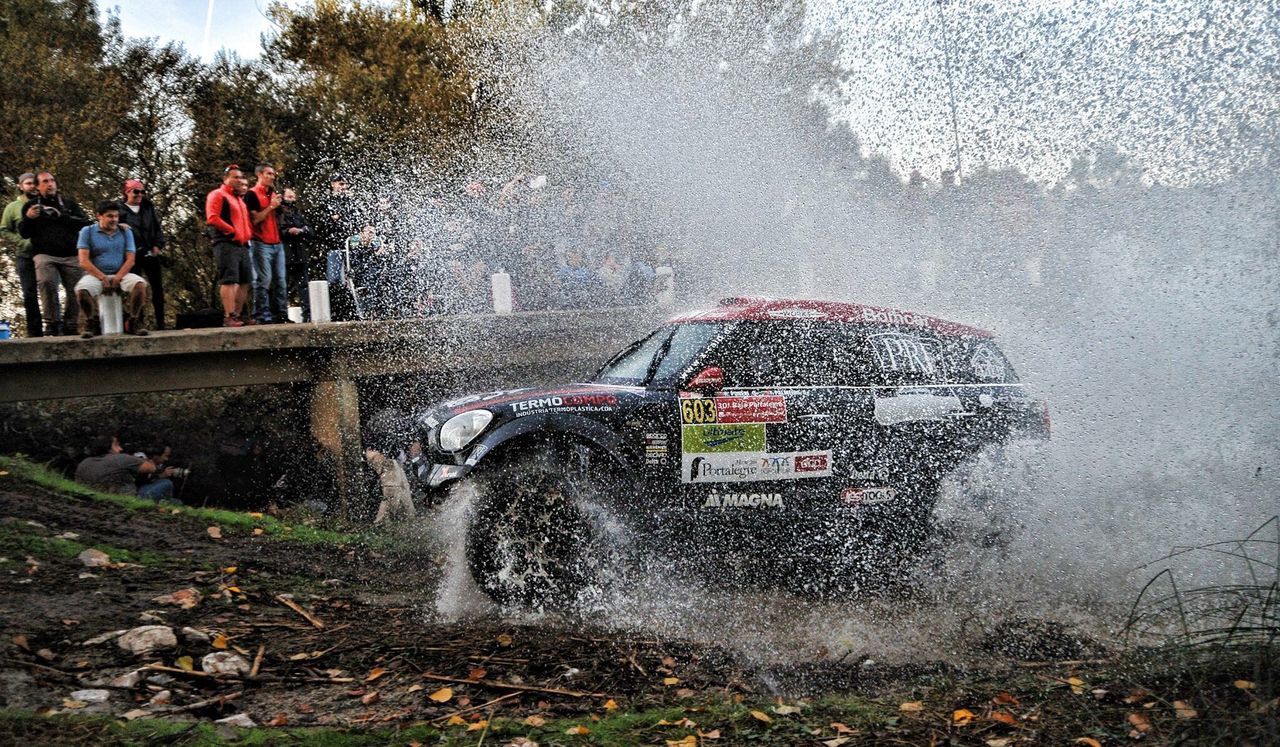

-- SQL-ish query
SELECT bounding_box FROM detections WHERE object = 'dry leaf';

[223,566,237,574]
[1067,677,1086,695]
[207,526,222,539]
[993,692,1021,707]
[1173,700,1197,719]
[953,708,975,726]
[175,656,194,671]
[675,688,696,698]
[1123,689,1148,704]
[899,701,924,712]
[604,699,618,711]
[1234,679,1256,690]
[986,739,1012,747]
[252,528,264,536]
[523,715,547,727]
[507,739,539,747]
[773,704,802,716]
[663,676,680,686]
[824,740,850,747]
[466,720,489,732]
[212,634,229,650]
[699,729,721,739]
[467,666,486,680]
[446,715,467,726]
[61,698,87,710]
[1127,712,1151,732]
[248,512,264,518]
[666,737,696,747]
[267,713,288,727]
[361,691,380,706]
[429,687,453,703]
[565,725,590,735]
[365,667,386,682]
[1073,738,1102,747]
[750,709,773,723]
[11,634,29,652]
[661,655,677,667]
[407,684,423,693]
[831,722,854,734]
[990,710,1018,726]
[496,633,513,646]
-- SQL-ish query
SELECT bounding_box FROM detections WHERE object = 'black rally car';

[418,297,1048,607]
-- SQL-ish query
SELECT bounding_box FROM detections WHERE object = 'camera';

[169,467,192,479]
[39,205,61,218]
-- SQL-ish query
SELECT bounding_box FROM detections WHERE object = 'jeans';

[250,241,287,322]
[15,254,42,336]
[138,478,174,501]
[139,254,166,329]
[34,254,84,334]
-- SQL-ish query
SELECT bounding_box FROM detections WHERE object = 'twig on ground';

[421,672,606,699]
[430,692,521,724]
[249,643,265,679]
[1017,658,1115,669]
[150,690,242,715]
[0,657,75,680]
[275,594,326,629]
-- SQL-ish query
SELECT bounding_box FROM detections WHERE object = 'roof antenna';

[937,0,964,183]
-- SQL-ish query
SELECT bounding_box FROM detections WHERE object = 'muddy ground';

[0,464,1273,745]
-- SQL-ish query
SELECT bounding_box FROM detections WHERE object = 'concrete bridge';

[0,309,657,515]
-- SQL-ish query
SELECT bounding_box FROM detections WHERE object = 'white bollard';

[655,265,675,308]
[287,305,303,323]
[308,280,331,323]
[98,292,124,335]
[491,270,513,315]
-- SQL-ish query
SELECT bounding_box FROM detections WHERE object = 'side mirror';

[686,366,724,395]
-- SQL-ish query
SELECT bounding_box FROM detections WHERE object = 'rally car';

[418,297,1048,608]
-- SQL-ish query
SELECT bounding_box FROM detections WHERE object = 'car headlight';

[438,409,493,452]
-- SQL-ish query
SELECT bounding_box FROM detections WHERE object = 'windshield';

[594,329,672,385]
[595,322,729,386]
[651,322,729,384]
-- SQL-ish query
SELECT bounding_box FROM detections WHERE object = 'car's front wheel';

[465,441,622,611]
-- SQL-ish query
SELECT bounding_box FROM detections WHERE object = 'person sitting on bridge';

[74,201,150,338]
[75,435,174,501]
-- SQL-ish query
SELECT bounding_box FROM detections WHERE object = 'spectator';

[74,200,150,337]
[365,448,415,525]
[329,224,381,320]
[18,171,90,336]
[510,241,559,311]
[278,186,313,321]
[1,172,42,336]
[396,439,431,507]
[597,251,627,302]
[205,164,254,327]
[75,435,174,501]
[555,247,602,309]
[244,163,287,324]
[317,172,361,255]
[116,179,169,329]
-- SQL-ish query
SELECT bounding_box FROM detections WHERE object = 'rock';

[69,689,110,703]
[116,626,177,656]
[121,709,149,721]
[215,713,256,728]
[148,690,171,706]
[77,573,99,580]
[35,649,55,661]
[201,651,251,677]
[56,531,80,540]
[82,630,127,646]
[77,549,111,567]
[146,674,176,686]
[108,670,144,689]
[180,627,210,644]
[138,612,165,624]
[150,588,201,609]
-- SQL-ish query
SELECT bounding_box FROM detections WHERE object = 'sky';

[102,0,284,61]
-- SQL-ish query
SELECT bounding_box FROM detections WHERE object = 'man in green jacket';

[0,172,42,337]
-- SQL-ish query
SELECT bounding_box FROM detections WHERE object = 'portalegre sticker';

[681,450,833,483]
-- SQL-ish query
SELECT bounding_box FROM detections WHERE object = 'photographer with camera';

[75,434,175,501]
[18,171,90,336]
[116,179,170,329]
[134,445,190,500]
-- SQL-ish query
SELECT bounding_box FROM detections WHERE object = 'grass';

[0,522,168,567]
[0,454,362,548]
[0,698,896,746]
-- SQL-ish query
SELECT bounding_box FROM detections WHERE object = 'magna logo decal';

[702,491,784,508]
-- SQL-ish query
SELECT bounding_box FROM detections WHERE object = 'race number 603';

[680,398,717,424]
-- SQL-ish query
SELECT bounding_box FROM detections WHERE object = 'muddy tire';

[465,441,621,611]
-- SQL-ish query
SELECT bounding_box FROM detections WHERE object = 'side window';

[716,322,839,388]
[868,331,948,384]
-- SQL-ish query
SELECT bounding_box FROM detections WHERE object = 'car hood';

[425,383,647,426]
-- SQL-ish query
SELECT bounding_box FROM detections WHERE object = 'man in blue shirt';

[74,201,150,338]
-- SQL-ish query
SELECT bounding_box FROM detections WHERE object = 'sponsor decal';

[861,306,933,329]
[681,423,766,453]
[511,392,620,417]
[840,486,898,505]
[678,395,787,425]
[643,432,669,466]
[702,491,784,508]
[795,452,830,472]
[849,466,890,482]
[681,450,832,483]
[970,345,1007,382]
[464,443,489,466]
[870,332,942,377]
[765,307,826,319]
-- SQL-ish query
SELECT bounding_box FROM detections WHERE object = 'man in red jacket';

[205,165,254,327]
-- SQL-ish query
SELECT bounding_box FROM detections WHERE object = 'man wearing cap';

[18,171,91,336]
[74,201,150,338]
[243,164,287,323]
[116,179,169,329]
[205,165,254,327]
[0,172,42,336]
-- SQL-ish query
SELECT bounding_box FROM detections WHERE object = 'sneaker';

[223,315,245,328]
[242,317,259,326]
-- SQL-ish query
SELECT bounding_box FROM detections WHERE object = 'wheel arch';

[466,412,636,475]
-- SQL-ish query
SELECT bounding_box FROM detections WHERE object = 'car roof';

[666,297,994,339]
